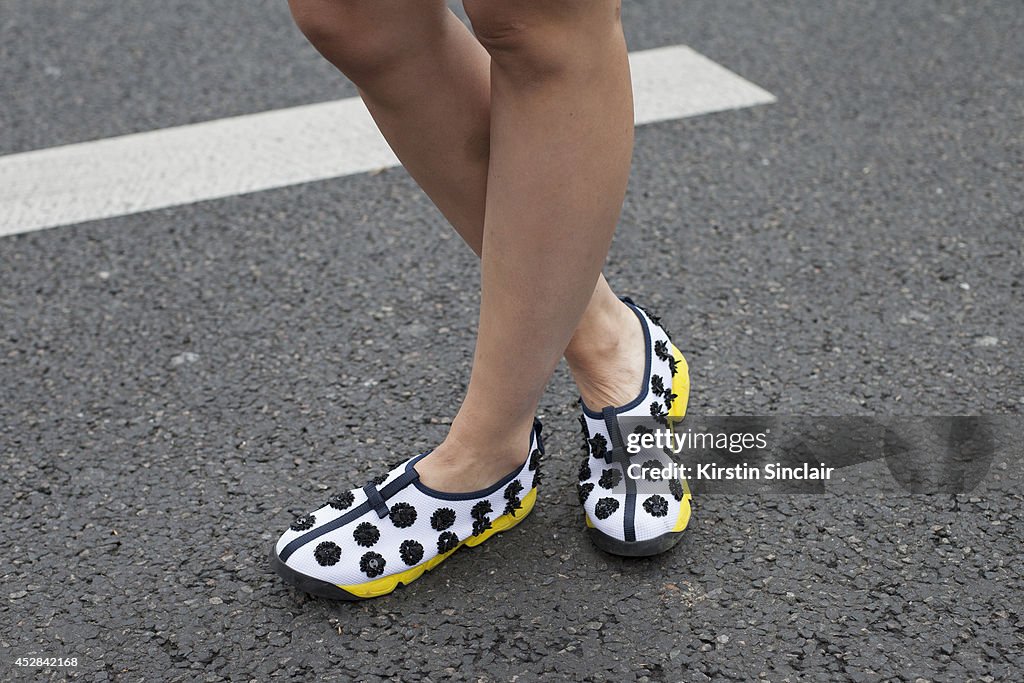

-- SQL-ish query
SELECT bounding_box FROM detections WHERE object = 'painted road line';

[0,45,775,237]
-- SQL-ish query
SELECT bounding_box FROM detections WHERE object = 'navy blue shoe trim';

[409,420,542,501]
[601,406,636,543]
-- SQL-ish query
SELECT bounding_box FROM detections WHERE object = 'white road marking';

[0,45,775,237]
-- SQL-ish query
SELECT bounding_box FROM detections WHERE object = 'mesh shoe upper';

[275,423,543,587]
[576,298,690,544]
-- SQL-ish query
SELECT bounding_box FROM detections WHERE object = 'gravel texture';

[2,1,1022,680]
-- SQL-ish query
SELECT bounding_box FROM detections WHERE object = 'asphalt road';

[2,1,1023,681]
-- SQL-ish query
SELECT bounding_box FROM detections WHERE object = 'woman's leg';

[421,0,636,491]
[288,0,492,250]
[288,0,643,489]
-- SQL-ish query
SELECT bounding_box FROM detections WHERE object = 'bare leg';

[418,0,636,490]
[289,0,643,489]
[288,0,492,250]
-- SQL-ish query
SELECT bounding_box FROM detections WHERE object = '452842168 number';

[15,657,78,667]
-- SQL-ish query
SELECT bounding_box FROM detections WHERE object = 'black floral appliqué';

[504,480,523,502]
[667,356,680,377]
[598,468,622,490]
[437,531,459,554]
[371,472,389,486]
[578,414,591,454]
[314,541,341,566]
[643,495,669,517]
[353,521,380,547]
[528,449,541,472]
[430,507,456,531]
[359,551,386,578]
[578,460,591,482]
[577,482,594,505]
[651,373,676,405]
[399,539,424,566]
[669,478,685,502]
[637,302,673,339]
[388,502,417,529]
[530,450,543,487]
[503,481,524,516]
[290,514,315,532]
[594,497,619,520]
[327,490,355,511]
[654,339,670,362]
[470,500,492,536]
[641,460,663,477]
[662,389,678,411]
[588,433,608,459]
[650,400,668,425]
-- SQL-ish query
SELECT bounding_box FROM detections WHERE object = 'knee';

[287,0,432,81]
[463,0,622,79]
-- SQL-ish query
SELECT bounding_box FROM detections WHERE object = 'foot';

[566,297,647,411]
[271,419,544,600]
[575,297,692,556]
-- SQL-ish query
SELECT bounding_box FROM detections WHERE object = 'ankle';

[413,418,535,493]
[566,298,646,410]
[564,298,637,374]
[443,415,534,468]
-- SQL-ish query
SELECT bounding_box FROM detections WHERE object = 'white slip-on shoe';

[271,419,544,599]
[576,297,692,556]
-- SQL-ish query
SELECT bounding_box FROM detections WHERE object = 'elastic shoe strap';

[601,406,630,466]
[363,467,420,519]
[361,482,389,519]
